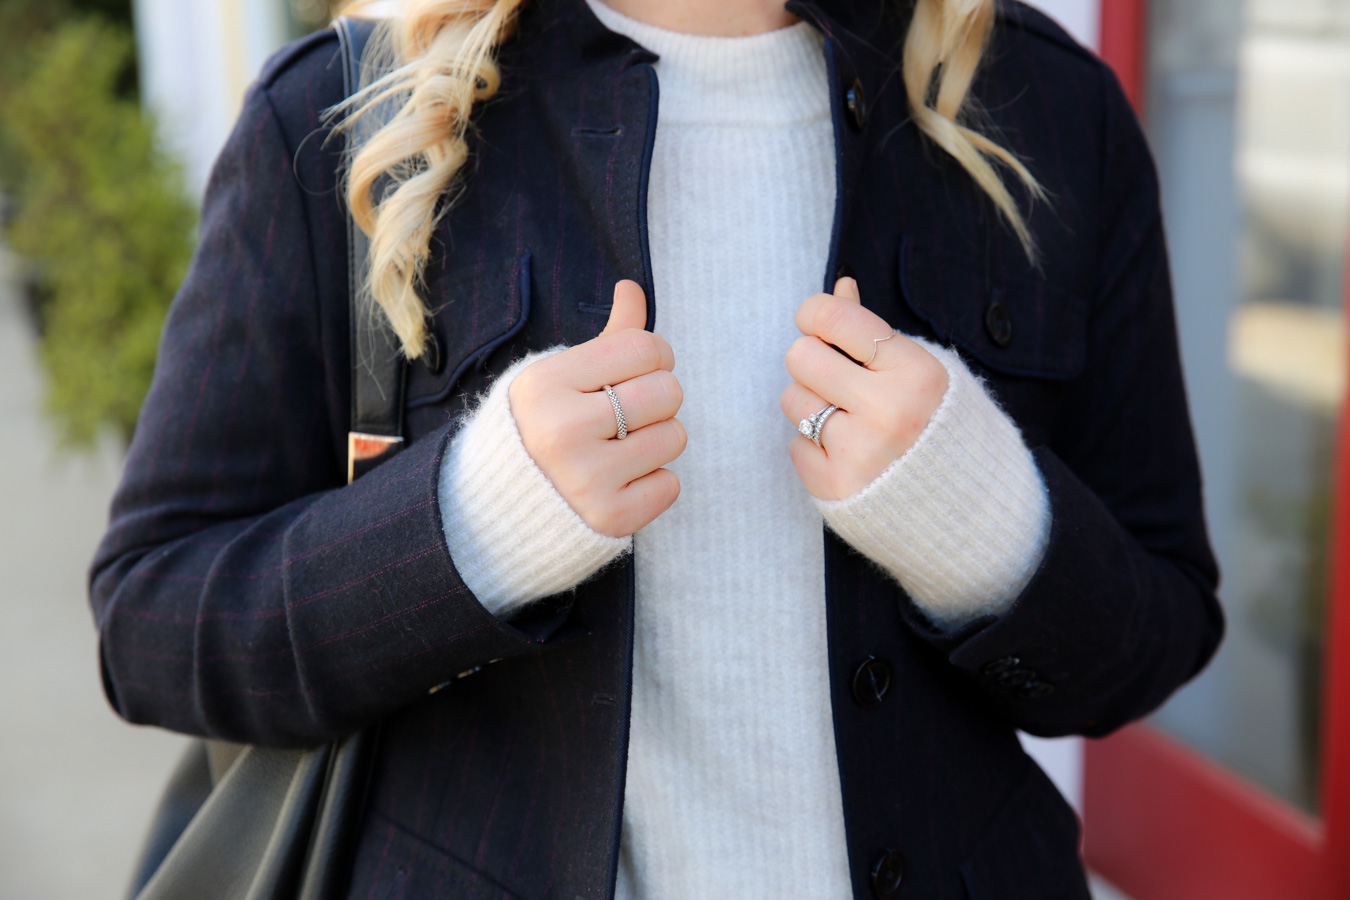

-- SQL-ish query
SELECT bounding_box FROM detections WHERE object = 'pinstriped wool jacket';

[90,0,1223,897]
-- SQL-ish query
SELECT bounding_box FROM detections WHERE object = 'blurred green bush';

[1,11,196,448]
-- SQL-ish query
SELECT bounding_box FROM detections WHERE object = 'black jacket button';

[985,300,1013,347]
[871,849,906,898]
[996,668,1035,689]
[982,655,1020,677]
[851,657,893,708]
[845,78,867,130]
[1018,680,1056,700]
[421,331,445,375]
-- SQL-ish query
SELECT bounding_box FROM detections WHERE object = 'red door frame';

[1098,0,1147,110]
[1083,1,1350,897]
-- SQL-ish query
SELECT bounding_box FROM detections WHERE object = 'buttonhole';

[572,125,624,137]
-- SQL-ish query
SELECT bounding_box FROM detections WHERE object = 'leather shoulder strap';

[335,16,407,484]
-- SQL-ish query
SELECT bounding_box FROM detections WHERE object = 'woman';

[91,0,1223,897]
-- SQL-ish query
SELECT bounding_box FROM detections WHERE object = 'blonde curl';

[335,0,523,359]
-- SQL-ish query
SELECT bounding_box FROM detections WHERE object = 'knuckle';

[825,472,848,502]
[571,476,607,514]
[878,416,910,452]
[613,379,642,410]
[529,431,561,469]
[631,424,663,458]
[522,350,563,387]
[627,377,655,411]
[646,421,677,458]
[642,468,676,511]
[620,331,661,372]
[658,469,681,507]
[509,369,540,408]
[529,419,573,468]
[857,388,890,423]
[669,418,688,455]
[893,353,948,413]
[588,507,623,539]
[918,354,950,398]
[799,291,829,320]
[578,451,611,485]
[658,370,683,410]
[653,334,675,368]
[816,296,848,335]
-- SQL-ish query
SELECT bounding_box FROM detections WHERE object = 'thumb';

[833,276,861,304]
[601,279,649,334]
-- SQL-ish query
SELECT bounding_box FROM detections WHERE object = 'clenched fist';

[509,280,687,537]
[782,277,949,500]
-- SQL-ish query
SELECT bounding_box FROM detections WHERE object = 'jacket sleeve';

[88,80,553,748]
[900,64,1224,739]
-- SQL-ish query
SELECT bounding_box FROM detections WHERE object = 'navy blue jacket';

[90,1,1222,897]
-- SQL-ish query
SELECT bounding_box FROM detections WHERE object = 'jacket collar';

[514,0,915,295]
[519,0,911,77]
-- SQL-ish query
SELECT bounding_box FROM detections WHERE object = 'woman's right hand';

[508,280,686,538]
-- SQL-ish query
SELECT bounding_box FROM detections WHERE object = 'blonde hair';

[903,0,1044,252]
[338,0,1042,358]
[336,0,525,360]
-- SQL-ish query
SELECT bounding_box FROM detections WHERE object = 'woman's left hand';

[781,277,949,500]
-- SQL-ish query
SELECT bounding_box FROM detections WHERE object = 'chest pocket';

[405,250,532,413]
[898,236,1086,381]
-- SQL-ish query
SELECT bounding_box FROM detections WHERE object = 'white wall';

[133,0,290,199]
[1030,0,1101,52]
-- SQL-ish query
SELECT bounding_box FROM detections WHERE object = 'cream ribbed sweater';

[436,5,1050,897]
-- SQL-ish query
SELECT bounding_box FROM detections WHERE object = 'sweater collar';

[582,0,830,127]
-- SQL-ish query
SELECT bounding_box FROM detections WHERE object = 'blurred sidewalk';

[0,246,186,899]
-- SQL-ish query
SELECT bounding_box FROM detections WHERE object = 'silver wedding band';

[863,329,899,368]
[603,384,628,440]
[798,403,839,449]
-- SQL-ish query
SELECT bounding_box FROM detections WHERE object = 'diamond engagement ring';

[798,403,839,449]
[863,329,899,368]
[603,384,628,440]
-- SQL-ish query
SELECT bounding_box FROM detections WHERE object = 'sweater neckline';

[584,0,830,127]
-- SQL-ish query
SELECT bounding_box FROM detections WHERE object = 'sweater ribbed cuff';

[438,349,633,619]
[815,339,1050,632]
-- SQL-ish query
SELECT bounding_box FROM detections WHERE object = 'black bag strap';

[297,17,395,898]
[336,15,407,484]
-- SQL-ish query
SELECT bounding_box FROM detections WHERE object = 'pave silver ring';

[863,329,900,368]
[798,403,839,449]
[603,384,628,440]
